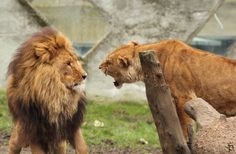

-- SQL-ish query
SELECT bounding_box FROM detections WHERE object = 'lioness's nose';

[99,62,105,69]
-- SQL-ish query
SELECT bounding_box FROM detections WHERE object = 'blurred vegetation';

[0,89,11,131]
[0,89,160,149]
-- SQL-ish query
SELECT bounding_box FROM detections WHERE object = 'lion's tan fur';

[99,39,236,140]
[7,27,87,153]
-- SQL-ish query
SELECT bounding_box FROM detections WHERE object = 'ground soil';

[0,130,162,154]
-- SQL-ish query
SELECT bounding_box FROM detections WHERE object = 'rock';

[185,98,236,154]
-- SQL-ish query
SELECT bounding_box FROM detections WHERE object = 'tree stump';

[139,51,190,154]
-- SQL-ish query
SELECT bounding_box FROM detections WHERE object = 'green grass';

[0,90,11,131]
[83,100,160,149]
[0,90,160,149]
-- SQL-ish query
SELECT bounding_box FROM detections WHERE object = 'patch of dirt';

[0,131,162,154]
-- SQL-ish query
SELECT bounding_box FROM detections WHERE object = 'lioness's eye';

[106,60,112,65]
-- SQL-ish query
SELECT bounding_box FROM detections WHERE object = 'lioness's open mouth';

[113,81,119,87]
[113,80,122,89]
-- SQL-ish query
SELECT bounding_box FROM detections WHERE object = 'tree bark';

[139,51,191,154]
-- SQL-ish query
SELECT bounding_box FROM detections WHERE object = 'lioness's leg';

[175,97,193,142]
[70,128,88,154]
[8,123,25,154]
[30,144,45,154]
[54,140,67,154]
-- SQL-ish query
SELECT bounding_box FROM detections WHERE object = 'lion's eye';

[66,61,71,66]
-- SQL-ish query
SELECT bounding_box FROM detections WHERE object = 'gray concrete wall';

[0,0,44,88]
[0,0,226,102]
[84,0,224,101]
[31,0,110,45]
[198,1,236,36]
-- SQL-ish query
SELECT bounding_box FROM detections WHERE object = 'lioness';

[99,39,236,141]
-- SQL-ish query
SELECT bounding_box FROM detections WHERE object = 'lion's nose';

[82,74,87,79]
[99,65,102,69]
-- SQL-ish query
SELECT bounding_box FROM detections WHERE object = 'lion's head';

[8,27,87,91]
[99,41,143,88]
[7,27,87,123]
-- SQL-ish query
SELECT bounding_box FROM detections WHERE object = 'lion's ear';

[128,41,139,46]
[118,56,130,67]
[34,43,51,63]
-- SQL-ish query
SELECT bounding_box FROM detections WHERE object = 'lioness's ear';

[34,43,51,63]
[128,41,139,46]
[118,56,130,67]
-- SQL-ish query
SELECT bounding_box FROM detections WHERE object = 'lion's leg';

[70,128,88,154]
[30,144,45,154]
[8,123,25,154]
[54,140,67,154]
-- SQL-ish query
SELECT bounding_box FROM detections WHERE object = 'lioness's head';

[99,41,142,88]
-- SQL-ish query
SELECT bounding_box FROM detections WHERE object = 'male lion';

[99,40,236,141]
[7,27,88,154]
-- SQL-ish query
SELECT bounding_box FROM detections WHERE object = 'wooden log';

[139,51,191,154]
